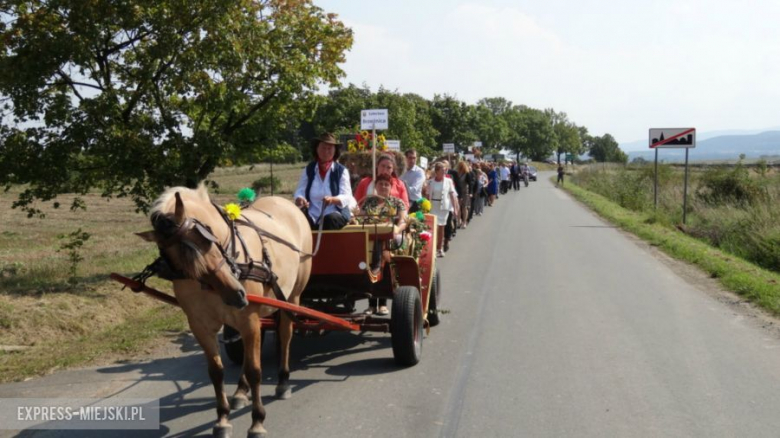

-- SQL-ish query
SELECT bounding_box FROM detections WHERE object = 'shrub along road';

[2,172,780,437]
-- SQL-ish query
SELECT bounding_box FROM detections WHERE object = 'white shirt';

[293,163,356,222]
[500,166,510,181]
[400,165,426,202]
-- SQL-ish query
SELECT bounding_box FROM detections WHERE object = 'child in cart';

[356,173,408,314]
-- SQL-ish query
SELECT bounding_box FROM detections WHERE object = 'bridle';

[156,215,242,281]
[135,200,311,312]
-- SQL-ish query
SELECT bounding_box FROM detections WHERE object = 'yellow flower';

[360,130,370,140]
[420,199,432,213]
[224,203,241,221]
[377,134,386,143]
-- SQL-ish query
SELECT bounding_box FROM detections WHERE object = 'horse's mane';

[149,184,213,279]
[150,184,211,217]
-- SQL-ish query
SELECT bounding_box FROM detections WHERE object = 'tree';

[504,106,555,162]
[589,134,628,163]
[0,0,352,215]
[310,85,439,157]
[472,102,510,151]
[549,111,583,164]
[429,94,475,154]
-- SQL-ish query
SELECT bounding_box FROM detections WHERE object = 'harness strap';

[234,217,314,258]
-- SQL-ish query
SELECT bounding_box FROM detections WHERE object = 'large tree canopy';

[589,134,628,163]
[0,0,352,215]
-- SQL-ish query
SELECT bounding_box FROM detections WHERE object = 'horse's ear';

[174,192,185,226]
[135,231,158,243]
[196,183,209,200]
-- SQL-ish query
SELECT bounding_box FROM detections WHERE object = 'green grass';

[560,177,780,316]
[0,162,306,382]
[0,304,187,382]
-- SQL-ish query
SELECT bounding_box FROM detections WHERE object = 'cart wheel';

[428,268,441,327]
[222,326,266,366]
[391,286,423,366]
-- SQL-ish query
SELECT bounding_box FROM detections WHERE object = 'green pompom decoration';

[237,187,256,203]
[415,211,424,221]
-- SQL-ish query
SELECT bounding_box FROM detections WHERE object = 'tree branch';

[221,91,278,136]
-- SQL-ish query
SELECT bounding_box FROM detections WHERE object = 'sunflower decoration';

[346,128,388,152]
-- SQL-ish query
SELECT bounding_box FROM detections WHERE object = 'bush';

[252,176,281,194]
[696,164,766,206]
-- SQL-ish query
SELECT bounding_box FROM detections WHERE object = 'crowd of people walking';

[294,133,539,314]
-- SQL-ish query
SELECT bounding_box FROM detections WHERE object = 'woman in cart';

[353,153,410,209]
[424,162,460,258]
[294,133,356,230]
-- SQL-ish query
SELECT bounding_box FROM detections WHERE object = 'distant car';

[527,166,538,181]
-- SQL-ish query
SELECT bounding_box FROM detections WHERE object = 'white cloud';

[319,0,780,143]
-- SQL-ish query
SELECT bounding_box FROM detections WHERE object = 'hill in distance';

[624,130,780,162]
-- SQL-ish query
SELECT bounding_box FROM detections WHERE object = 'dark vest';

[305,161,351,221]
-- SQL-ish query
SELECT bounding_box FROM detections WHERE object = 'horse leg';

[242,323,267,438]
[191,325,233,438]
[275,311,294,400]
[230,373,250,410]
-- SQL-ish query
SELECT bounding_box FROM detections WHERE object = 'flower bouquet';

[347,130,387,153]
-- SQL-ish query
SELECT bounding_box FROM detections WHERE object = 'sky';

[316,0,780,150]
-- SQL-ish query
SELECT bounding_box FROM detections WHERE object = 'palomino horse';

[137,185,312,438]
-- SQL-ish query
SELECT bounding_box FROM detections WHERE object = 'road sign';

[386,140,400,151]
[360,109,388,130]
[443,143,455,153]
[649,128,696,148]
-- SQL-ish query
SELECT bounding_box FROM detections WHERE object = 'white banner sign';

[443,143,455,153]
[361,109,389,130]
[649,128,696,149]
[419,157,429,170]
[386,139,401,151]
[474,141,483,147]
[464,153,475,162]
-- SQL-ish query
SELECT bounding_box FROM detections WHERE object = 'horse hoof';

[230,394,249,410]
[275,385,292,400]
[213,423,233,438]
[247,426,267,438]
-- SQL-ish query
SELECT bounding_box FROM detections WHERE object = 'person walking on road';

[400,149,426,212]
[556,164,565,187]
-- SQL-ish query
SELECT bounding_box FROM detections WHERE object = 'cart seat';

[342,222,394,241]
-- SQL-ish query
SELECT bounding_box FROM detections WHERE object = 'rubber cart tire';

[391,286,423,366]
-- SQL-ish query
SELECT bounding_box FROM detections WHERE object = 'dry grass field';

[0,163,303,382]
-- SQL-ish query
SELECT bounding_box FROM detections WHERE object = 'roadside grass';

[560,177,780,316]
[0,162,304,382]
[0,303,186,382]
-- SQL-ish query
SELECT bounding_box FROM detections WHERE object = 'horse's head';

[137,189,248,310]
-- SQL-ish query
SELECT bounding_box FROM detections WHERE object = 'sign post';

[443,143,455,165]
[649,128,696,224]
[361,109,389,194]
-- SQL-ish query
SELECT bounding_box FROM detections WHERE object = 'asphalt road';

[4,171,780,437]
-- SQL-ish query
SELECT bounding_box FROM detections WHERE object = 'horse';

[136,185,312,438]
